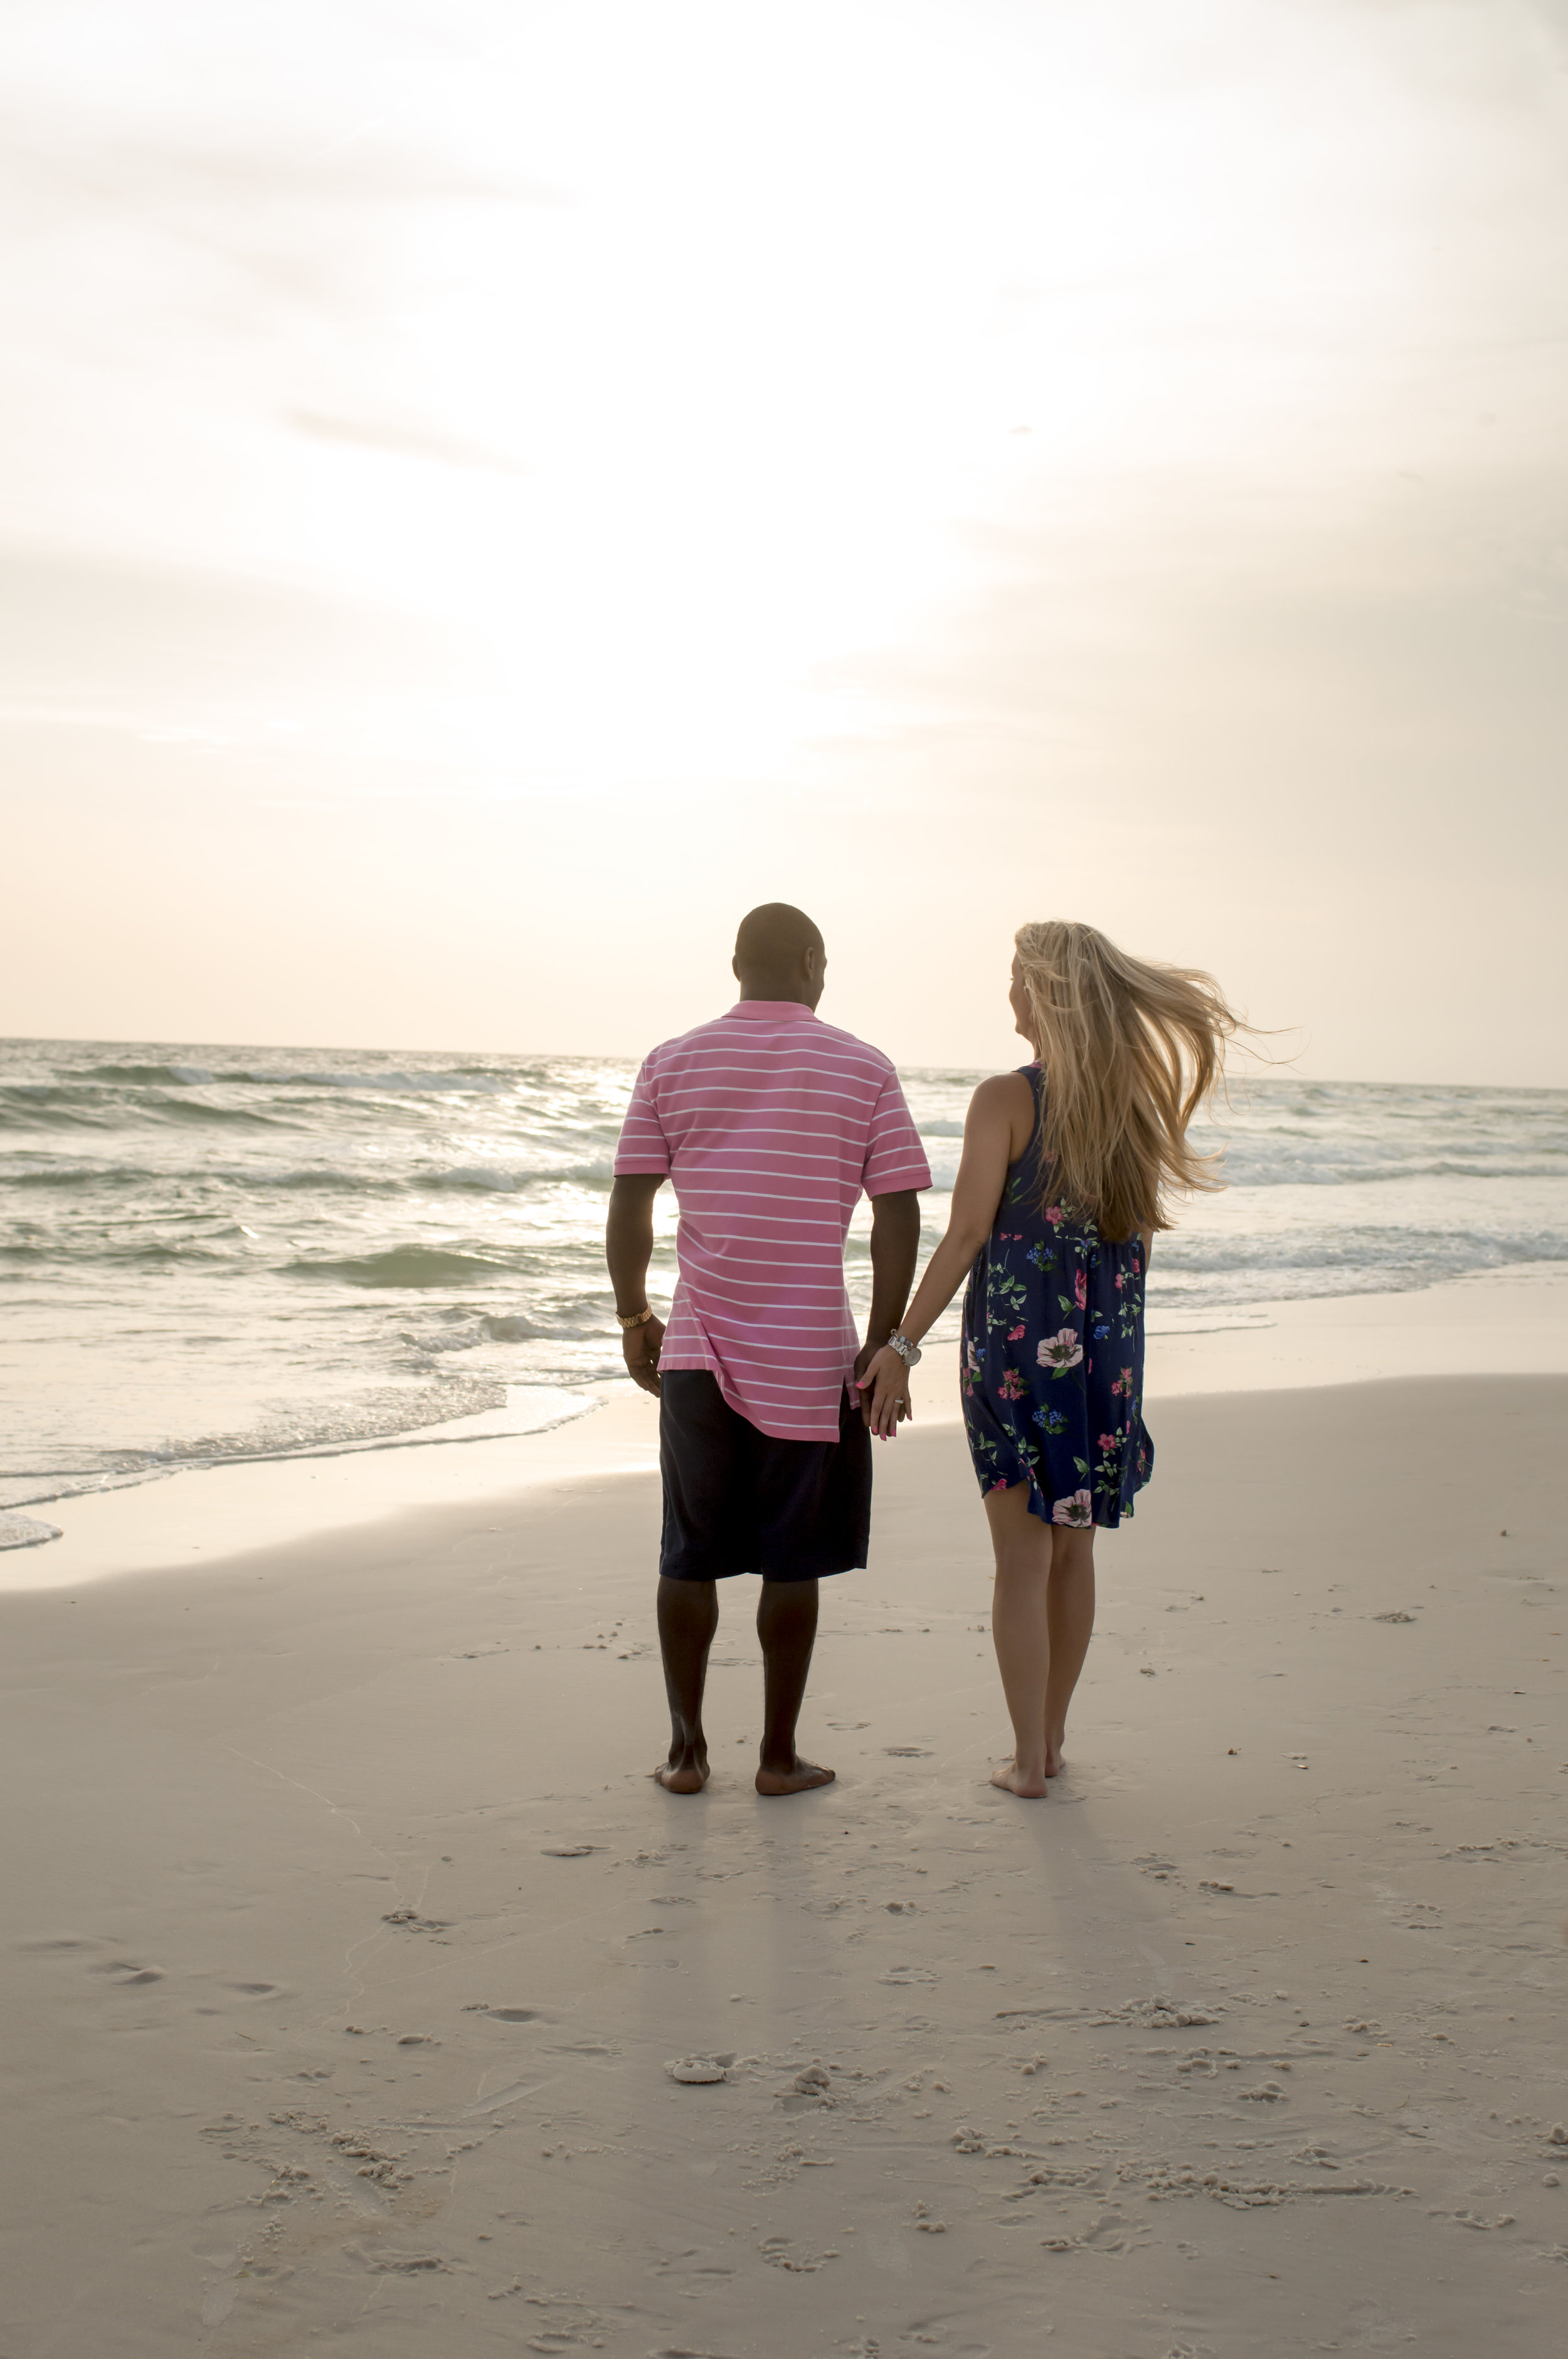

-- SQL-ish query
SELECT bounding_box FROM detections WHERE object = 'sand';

[3,1299,1567,2354]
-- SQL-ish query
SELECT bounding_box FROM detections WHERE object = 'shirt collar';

[728,999,818,1021]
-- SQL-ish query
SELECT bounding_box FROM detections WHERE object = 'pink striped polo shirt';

[613,1001,931,1440]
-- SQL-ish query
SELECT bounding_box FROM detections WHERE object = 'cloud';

[0,110,556,227]
[285,410,527,475]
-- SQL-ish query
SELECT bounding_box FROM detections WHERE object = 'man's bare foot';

[654,1755,709,1794]
[755,1757,835,1796]
[989,1757,1050,1799]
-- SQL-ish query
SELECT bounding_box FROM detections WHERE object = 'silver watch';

[886,1331,922,1368]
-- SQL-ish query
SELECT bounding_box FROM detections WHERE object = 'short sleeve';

[613,1058,672,1175]
[861,1068,931,1196]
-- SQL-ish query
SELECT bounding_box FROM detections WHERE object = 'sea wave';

[1203,1147,1568,1188]
[285,1245,520,1287]
[1151,1224,1568,1301]
[81,1061,216,1085]
[0,1084,287,1130]
[268,1068,514,1094]
[70,1059,514,1094]
[0,1377,598,1509]
[5,1038,1565,1507]
[420,1159,617,1191]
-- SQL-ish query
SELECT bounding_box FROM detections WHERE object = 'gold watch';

[616,1306,654,1331]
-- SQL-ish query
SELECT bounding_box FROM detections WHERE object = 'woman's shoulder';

[968,1065,1037,1110]
[967,1068,1038,1155]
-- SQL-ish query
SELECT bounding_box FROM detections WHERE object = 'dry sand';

[3,1318,1567,2354]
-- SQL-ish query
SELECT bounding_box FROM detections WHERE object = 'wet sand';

[3,1361,1566,2355]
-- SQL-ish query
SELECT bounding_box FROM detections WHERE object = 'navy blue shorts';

[658,1370,871,1583]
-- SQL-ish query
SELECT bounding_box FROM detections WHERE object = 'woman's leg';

[1043,1525,1096,1772]
[983,1488,1098,1792]
[983,1484,1054,1796]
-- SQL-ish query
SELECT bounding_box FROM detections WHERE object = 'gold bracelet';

[616,1306,654,1331]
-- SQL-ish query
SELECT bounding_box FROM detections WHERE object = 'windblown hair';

[1014,920,1242,1242]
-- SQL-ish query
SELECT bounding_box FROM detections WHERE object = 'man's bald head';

[733,903,826,1008]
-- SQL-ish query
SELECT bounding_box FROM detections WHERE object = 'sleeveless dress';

[960,1065,1153,1529]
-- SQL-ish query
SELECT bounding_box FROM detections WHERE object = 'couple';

[605,903,1237,1799]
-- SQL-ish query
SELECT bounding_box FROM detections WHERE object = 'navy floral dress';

[960,1065,1152,1529]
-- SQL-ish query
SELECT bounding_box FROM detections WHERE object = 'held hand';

[622,1314,665,1396]
[856,1343,911,1439]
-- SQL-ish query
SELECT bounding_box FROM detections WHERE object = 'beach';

[3,1287,1566,2356]
[9,0,1568,2346]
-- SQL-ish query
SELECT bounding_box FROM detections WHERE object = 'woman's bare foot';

[654,1752,709,1794]
[989,1757,1050,1799]
[755,1757,835,1796]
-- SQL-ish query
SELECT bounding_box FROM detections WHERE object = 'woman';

[858,920,1241,1796]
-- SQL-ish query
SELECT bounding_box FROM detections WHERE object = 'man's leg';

[655,1575,718,1792]
[755,1577,835,1796]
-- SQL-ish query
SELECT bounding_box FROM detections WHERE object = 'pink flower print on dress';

[1113,1271,1125,1292]
[1073,1267,1087,1311]
[1037,1328,1084,1374]
[1097,1432,1120,1452]
[1007,1323,1025,1341]
[1045,1206,1064,1227]
[998,1367,1028,1401]
[1110,1364,1133,1398]
[1051,1489,1094,1528]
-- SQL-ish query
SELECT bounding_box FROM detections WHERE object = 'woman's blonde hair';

[1014,919,1242,1241]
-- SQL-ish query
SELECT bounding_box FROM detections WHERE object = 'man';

[605,903,930,1797]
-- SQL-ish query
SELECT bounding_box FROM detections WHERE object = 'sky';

[1,0,1565,1081]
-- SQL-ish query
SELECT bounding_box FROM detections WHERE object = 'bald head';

[733,903,826,1008]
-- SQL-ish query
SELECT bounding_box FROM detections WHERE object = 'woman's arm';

[857,1073,1032,1437]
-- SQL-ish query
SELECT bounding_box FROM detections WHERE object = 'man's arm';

[854,1188,921,1410]
[606,1173,666,1395]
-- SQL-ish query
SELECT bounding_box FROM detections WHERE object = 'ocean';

[3,1038,1565,1519]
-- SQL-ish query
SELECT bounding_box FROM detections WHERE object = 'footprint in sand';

[91,1961,165,1986]
[462,2005,539,2022]
[541,1845,595,1858]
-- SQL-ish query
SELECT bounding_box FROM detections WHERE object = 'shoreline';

[8,1261,1568,1595]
